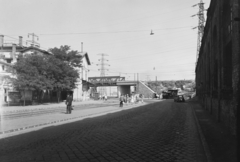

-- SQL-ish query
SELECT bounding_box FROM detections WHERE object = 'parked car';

[174,95,185,102]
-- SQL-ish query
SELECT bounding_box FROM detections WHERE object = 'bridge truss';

[88,76,125,87]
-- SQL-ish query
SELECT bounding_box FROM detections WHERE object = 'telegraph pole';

[26,33,40,47]
[192,0,206,64]
[81,42,83,52]
[97,53,110,96]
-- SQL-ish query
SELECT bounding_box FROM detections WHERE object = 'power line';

[111,47,195,61]
[38,26,192,36]
[67,0,198,33]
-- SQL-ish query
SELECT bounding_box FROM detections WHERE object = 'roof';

[79,52,91,65]
[20,46,52,55]
[0,46,25,52]
[0,60,13,67]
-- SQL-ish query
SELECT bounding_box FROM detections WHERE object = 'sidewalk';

[0,100,147,139]
[190,97,237,162]
[0,99,111,113]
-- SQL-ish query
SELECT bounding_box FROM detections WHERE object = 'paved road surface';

[0,100,207,162]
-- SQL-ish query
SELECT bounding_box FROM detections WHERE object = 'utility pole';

[192,0,206,64]
[26,33,40,47]
[97,53,110,96]
[137,73,139,93]
[81,42,83,52]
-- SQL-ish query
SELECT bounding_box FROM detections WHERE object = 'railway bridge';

[88,76,155,98]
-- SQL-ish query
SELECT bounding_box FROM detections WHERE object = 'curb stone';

[191,104,213,162]
[1,103,97,114]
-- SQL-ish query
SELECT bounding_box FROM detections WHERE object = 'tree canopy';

[49,45,83,68]
[12,54,79,92]
[147,80,195,93]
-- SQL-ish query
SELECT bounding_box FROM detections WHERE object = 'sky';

[0,0,211,81]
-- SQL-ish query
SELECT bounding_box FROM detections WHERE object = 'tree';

[12,54,52,105]
[47,55,79,102]
[12,53,79,104]
[49,45,83,68]
[12,54,53,90]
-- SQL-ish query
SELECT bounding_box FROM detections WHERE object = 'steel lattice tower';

[97,53,110,96]
[27,33,40,47]
[192,0,205,64]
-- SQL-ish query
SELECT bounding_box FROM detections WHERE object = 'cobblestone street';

[0,100,207,162]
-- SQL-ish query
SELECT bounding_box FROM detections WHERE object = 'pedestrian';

[105,95,108,101]
[140,94,144,103]
[128,94,131,103]
[126,94,129,104]
[119,94,124,107]
[123,95,127,103]
[66,94,73,114]
[131,94,134,104]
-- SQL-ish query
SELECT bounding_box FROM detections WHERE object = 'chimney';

[12,44,17,63]
[19,36,23,47]
[0,35,4,47]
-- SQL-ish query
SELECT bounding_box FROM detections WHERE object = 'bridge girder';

[88,76,125,87]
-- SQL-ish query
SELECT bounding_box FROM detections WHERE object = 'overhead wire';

[73,0,198,32]
[38,26,193,36]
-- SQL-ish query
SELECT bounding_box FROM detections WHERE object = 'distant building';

[195,0,240,135]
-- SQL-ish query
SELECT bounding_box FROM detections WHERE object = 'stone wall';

[195,0,240,135]
[137,81,155,98]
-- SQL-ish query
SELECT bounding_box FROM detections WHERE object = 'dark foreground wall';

[196,0,240,135]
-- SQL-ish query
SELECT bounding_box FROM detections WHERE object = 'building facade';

[195,0,240,135]
[0,35,91,105]
[73,52,91,101]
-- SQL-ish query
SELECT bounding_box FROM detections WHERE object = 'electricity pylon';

[192,0,206,64]
[96,53,110,96]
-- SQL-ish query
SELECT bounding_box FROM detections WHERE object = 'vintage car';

[174,95,185,102]
[162,89,178,99]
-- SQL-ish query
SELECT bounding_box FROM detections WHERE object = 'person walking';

[131,94,134,104]
[66,94,73,114]
[119,95,124,107]
[126,94,129,105]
